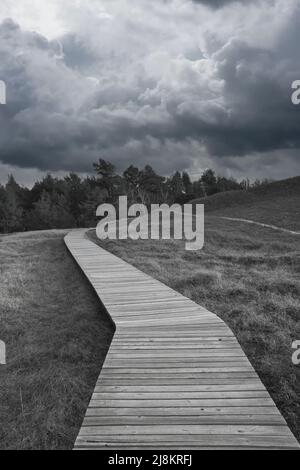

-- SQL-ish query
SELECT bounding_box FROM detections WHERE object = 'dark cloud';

[171,38,300,157]
[0,0,300,182]
[192,0,248,7]
[61,33,98,70]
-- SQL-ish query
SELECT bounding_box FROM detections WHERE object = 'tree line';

[0,159,270,233]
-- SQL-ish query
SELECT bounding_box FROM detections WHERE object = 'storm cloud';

[0,0,299,182]
[192,0,249,6]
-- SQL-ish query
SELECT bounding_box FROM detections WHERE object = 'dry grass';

[88,216,300,442]
[0,231,114,450]
[192,176,300,231]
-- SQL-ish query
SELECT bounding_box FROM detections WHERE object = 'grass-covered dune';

[191,176,300,231]
[0,230,114,450]
[89,214,300,442]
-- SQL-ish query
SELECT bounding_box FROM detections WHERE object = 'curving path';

[217,216,300,236]
[65,229,299,450]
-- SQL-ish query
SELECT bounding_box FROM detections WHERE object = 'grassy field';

[0,230,114,450]
[192,176,300,231]
[89,215,300,442]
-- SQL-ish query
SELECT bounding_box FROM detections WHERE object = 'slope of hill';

[192,176,300,231]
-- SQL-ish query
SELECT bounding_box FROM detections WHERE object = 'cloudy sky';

[0,0,299,185]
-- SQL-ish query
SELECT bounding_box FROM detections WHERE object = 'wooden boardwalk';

[65,230,299,450]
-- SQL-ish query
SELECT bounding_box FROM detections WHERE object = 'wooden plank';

[110,344,240,349]
[112,337,238,342]
[103,361,251,368]
[64,230,299,450]
[85,406,282,417]
[101,367,255,374]
[95,383,266,392]
[91,391,269,400]
[98,374,260,381]
[78,424,292,437]
[82,415,286,426]
[107,351,246,358]
[97,378,264,386]
[75,435,297,448]
[88,398,275,408]
[105,356,250,363]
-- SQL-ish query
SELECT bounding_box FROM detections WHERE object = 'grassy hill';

[191,176,300,231]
